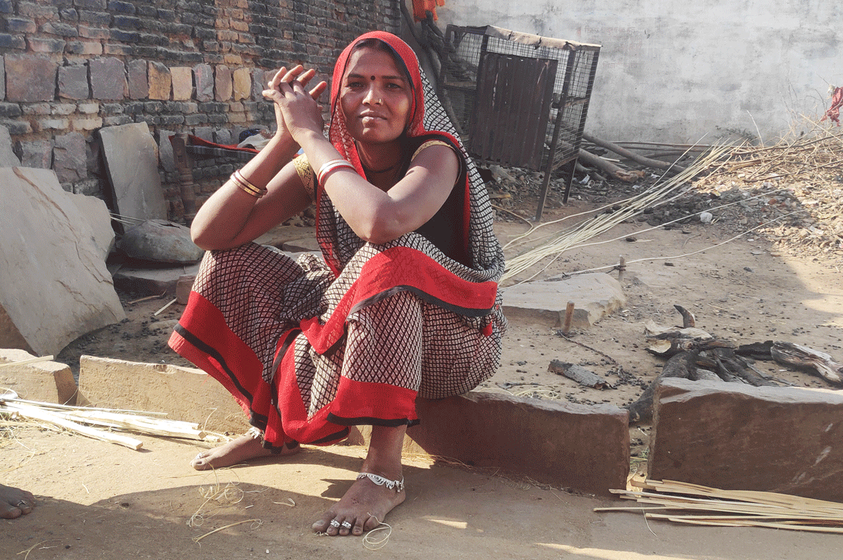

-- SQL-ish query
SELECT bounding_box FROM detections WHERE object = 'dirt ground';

[5,164,843,558]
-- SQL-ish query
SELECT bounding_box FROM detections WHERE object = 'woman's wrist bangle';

[316,159,355,185]
[231,169,267,198]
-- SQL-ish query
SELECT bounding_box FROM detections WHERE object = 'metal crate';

[439,25,600,220]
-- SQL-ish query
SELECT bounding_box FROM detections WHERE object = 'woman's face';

[339,46,413,145]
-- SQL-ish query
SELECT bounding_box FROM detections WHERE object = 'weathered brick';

[70,115,103,130]
[41,21,79,36]
[5,54,57,102]
[59,8,78,22]
[75,0,107,9]
[64,40,102,55]
[108,1,136,15]
[103,114,133,126]
[77,10,110,26]
[27,36,66,53]
[78,102,99,114]
[0,119,31,134]
[0,102,21,118]
[18,2,59,20]
[58,64,90,100]
[20,102,49,115]
[78,24,109,39]
[51,102,77,116]
[6,16,37,33]
[184,113,207,126]
[37,117,70,130]
[0,33,25,49]
[89,57,126,100]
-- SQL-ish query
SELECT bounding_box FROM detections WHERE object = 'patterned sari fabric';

[168,31,506,450]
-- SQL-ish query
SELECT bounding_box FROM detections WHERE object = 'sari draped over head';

[168,31,506,450]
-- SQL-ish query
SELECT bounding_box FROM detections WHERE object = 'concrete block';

[0,348,78,405]
[78,355,248,434]
[397,391,629,496]
[649,378,843,502]
[502,273,626,329]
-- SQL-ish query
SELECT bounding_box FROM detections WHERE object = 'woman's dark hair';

[350,38,414,89]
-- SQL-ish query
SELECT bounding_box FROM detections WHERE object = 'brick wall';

[0,0,400,219]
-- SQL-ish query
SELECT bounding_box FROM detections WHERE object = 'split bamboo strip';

[4,403,143,450]
[502,145,731,283]
[600,478,843,533]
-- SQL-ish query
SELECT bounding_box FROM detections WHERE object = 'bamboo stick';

[0,355,55,369]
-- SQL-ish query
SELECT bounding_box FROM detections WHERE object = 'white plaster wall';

[435,1,842,143]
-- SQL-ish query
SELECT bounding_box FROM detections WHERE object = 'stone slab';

[501,272,626,329]
[112,263,200,297]
[0,348,78,405]
[402,391,629,496]
[70,192,115,260]
[649,378,843,502]
[0,167,125,356]
[78,355,248,434]
[98,122,167,225]
[0,125,21,167]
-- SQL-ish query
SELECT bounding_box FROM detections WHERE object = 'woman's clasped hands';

[263,65,328,145]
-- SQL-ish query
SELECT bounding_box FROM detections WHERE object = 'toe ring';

[329,519,341,528]
[341,520,352,529]
[357,472,404,493]
[16,500,26,507]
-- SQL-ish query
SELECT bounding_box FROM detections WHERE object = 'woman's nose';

[362,85,382,105]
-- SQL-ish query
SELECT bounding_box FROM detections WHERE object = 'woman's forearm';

[190,133,302,249]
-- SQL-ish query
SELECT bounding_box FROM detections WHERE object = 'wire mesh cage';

[438,25,600,219]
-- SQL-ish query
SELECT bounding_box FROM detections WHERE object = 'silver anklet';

[357,472,404,493]
[246,426,264,440]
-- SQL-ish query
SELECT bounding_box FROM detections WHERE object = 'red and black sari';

[168,31,506,450]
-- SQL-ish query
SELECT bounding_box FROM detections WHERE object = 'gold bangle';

[316,159,355,185]
[234,170,266,194]
[231,171,266,198]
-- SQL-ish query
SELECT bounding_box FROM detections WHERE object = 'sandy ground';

[5,195,843,558]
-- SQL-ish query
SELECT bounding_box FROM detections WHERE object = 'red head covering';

[328,31,426,173]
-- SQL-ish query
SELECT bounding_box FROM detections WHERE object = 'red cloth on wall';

[821,86,843,126]
[413,0,445,21]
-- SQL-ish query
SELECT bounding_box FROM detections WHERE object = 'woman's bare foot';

[312,424,407,536]
[191,432,299,470]
[312,473,405,536]
[0,484,35,519]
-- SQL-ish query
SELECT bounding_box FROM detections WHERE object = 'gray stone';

[98,122,167,223]
[193,63,213,102]
[215,65,232,101]
[118,219,204,264]
[112,262,200,297]
[501,272,626,328]
[53,132,87,183]
[0,167,125,356]
[0,125,21,166]
[18,140,51,169]
[157,128,175,172]
[89,57,126,100]
[58,64,90,100]
[127,59,148,99]
[649,378,843,502]
[5,54,57,102]
[70,192,115,260]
